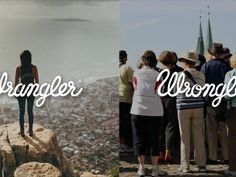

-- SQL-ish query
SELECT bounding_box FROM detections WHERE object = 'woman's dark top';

[20,65,35,85]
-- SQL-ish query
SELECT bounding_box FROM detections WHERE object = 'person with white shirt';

[130,50,165,177]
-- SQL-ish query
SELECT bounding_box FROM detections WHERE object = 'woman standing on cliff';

[15,50,39,137]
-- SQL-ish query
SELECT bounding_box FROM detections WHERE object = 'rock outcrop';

[14,162,62,177]
[80,172,107,177]
[0,123,74,177]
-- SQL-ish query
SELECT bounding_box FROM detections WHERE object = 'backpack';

[20,65,35,85]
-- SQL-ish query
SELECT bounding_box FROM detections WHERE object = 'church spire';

[205,5,213,56]
[196,11,205,55]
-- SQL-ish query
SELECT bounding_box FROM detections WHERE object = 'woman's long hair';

[20,50,32,68]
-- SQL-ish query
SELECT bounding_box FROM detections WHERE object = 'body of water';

[0,1,118,84]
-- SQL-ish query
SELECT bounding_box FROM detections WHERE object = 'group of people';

[119,43,236,176]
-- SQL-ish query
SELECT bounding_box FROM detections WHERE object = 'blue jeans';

[17,96,35,131]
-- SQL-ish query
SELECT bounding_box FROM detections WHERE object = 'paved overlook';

[120,153,228,177]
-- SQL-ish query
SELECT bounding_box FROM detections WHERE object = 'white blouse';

[130,66,164,117]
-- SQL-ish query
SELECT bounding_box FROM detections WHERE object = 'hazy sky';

[120,0,236,68]
[0,0,117,21]
[0,0,118,84]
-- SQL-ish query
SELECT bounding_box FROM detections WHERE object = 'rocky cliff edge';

[0,123,74,177]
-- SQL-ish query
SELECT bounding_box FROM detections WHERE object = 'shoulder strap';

[183,70,197,85]
[183,70,206,101]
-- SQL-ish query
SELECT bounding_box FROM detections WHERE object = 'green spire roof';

[196,18,205,55]
[205,17,213,55]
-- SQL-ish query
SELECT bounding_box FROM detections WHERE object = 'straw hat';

[178,52,200,66]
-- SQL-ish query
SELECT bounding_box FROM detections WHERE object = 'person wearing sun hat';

[222,47,232,68]
[177,51,207,173]
[201,43,231,165]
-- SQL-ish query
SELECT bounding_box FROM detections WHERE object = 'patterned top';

[176,68,205,110]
